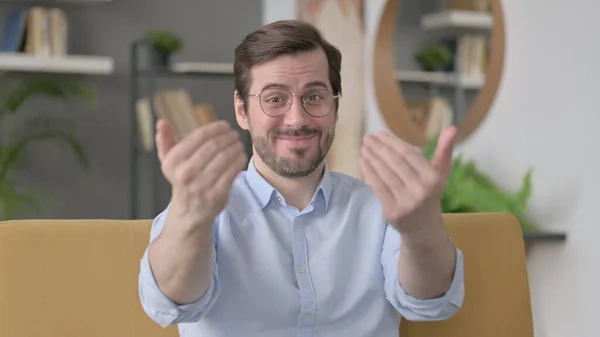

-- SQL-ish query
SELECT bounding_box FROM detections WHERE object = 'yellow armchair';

[400,213,534,337]
[0,213,533,337]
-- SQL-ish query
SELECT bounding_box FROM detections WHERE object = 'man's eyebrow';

[259,81,329,92]
[261,83,290,91]
[303,81,329,90]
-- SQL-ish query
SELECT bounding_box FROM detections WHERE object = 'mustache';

[271,127,320,137]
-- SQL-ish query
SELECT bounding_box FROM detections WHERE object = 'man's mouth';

[277,134,317,141]
[276,133,318,147]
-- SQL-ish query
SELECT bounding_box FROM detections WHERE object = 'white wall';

[262,1,599,336]
[261,0,297,25]
[460,1,598,336]
[365,1,599,336]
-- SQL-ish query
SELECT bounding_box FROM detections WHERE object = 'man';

[139,20,464,337]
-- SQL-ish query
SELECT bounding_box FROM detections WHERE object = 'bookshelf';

[171,62,234,75]
[396,9,491,130]
[0,52,113,74]
[0,3,115,75]
[373,0,504,147]
[421,10,493,30]
[395,70,484,89]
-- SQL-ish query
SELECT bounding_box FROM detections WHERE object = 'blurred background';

[0,0,596,336]
[0,0,258,220]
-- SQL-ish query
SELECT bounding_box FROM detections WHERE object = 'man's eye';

[267,97,280,103]
[265,96,288,105]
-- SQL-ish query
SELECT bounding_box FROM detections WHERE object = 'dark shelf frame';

[523,231,567,243]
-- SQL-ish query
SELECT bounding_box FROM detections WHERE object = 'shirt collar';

[245,156,333,210]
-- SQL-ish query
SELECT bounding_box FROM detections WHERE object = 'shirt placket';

[292,210,317,337]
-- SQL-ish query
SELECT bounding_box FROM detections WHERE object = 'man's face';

[235,48,337,178]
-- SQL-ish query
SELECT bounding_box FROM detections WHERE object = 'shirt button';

[298,266,305,273]
[276,194,283,201]
[303,314,311,322]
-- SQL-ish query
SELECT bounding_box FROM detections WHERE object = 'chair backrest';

[399,213,534,337]
[0,219,178,337]
[0,213,533,337]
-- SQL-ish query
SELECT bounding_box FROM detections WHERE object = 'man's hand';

[157,118,248,232]
[360,127,459,299]
[358,127,457,234]
[148,118,247,305]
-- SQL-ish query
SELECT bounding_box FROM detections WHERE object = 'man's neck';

[253,156,325,211]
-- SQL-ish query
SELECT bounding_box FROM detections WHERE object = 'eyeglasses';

[247,87,339,118]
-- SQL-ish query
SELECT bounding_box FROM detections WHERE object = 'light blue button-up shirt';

[139,158,464,337]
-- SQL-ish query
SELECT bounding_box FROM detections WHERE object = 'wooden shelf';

[395,70,484,89]
[421,10,493,30]
[0,53,114,74]
[170,62,233,75]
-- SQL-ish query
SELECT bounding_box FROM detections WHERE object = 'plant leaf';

[0,78,96,115]
[0,115,90,181]
[438,149,538,231]
[511,168,533,215]
[0,177,47,220]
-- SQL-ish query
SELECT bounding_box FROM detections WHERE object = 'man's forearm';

[397,214,456,299]
[148,215,214,305]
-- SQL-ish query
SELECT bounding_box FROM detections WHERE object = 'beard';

[251,125,335,178]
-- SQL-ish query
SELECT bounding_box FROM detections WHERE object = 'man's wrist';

[398,205,449,251]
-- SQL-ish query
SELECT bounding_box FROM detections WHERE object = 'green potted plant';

[146,29,184,68]
[0,76,96,220]
[423,134,537,232]
[415,43,452,72]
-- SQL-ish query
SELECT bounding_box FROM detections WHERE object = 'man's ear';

[234,90,249,131]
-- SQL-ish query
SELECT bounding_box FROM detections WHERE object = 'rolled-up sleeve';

[138,207,220,328]
[381,224,465,321]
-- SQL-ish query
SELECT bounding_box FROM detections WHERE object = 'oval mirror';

[373,0,505,146]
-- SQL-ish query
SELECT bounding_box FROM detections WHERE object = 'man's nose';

[283,96,310,127]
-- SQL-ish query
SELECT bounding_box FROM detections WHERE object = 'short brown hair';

[234,20,342,110]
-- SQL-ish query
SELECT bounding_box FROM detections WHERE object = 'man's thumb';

[431,126,458,176]
[156,118,175,162]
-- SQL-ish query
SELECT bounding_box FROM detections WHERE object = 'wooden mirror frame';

[373,0,506,146]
